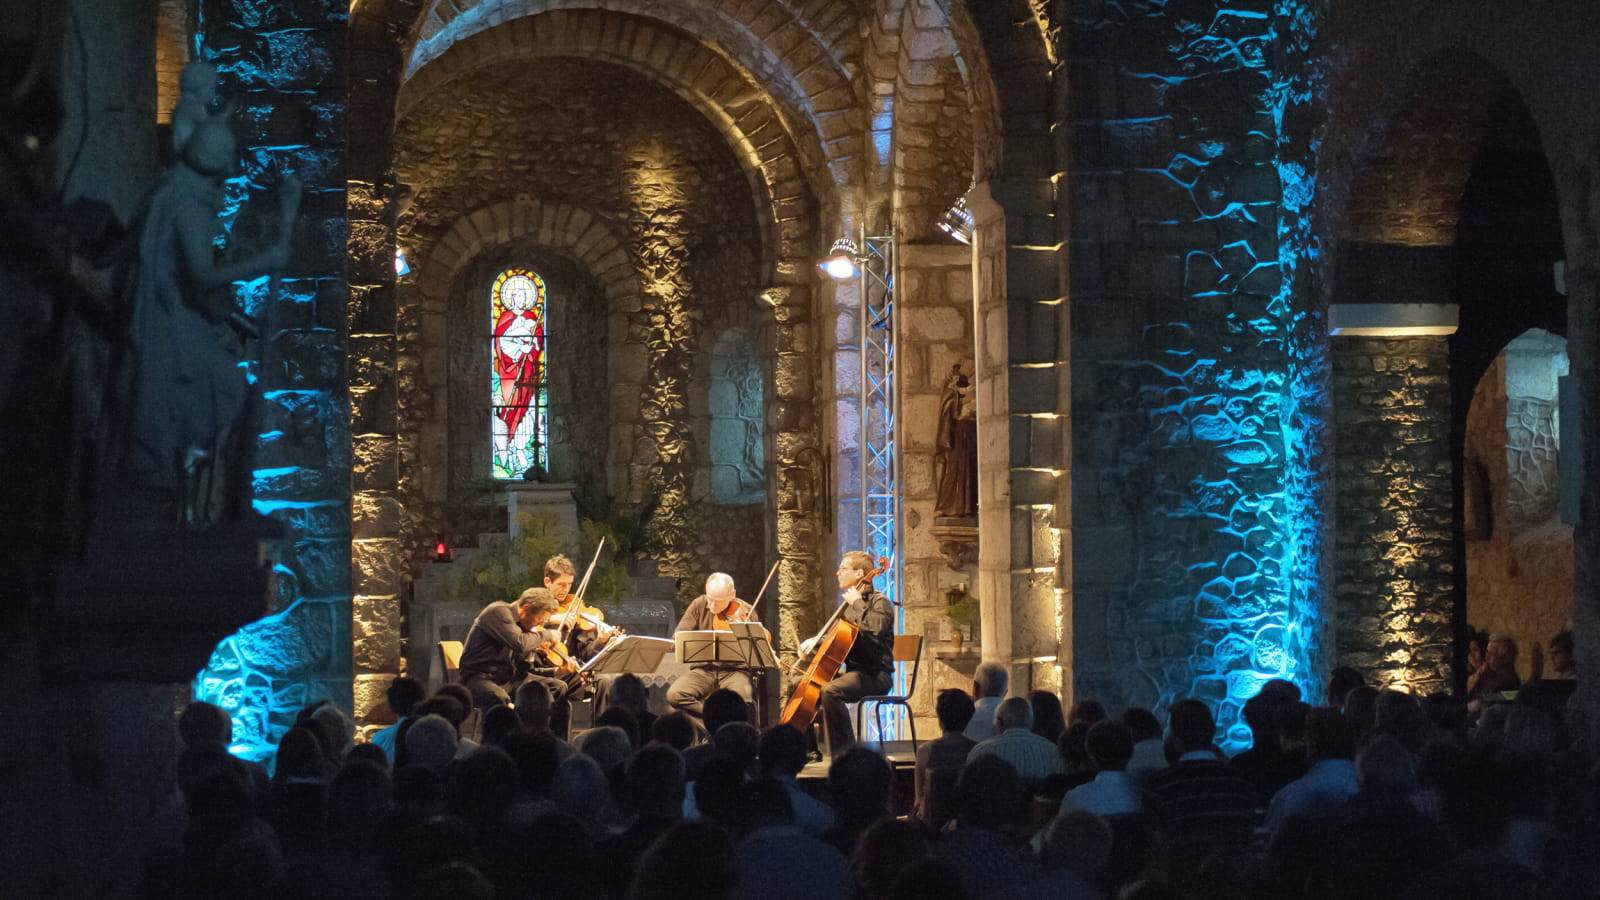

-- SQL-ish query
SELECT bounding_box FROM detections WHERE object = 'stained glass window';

[490,268,548,478]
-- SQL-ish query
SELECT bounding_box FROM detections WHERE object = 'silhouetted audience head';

[737,777,795,832]
[621,741,686,818]
[629,821,737,900]
[552,753,610,826]
[703,688,750,734]
[611,672,650,713]
[1059,721,1094,773]
[274,725,330,783]
[1122,707,1162,743]
[828,746,891,817]
[935,688,977,734]
[513,680,554,731]
[385,676,427,719]
[1342,685,1378,739]
[1305,707,1356,761]
[575,725,632,776]
[501,728,560,797]
[412,696,465,737]
[955,755,1027,831]
[326,757,391,851]
[1030,690,1067,742]
[650,711,696,751]
[391,764,446,812]
[1086,720,1135,771]
[312,703,354,761]
[1241,690,1288,749]
[1373,688,1432,752]
[1167,699,1216,755]
[347,740,389,769]
[1260,678,1302,702]
[179,700,233,747]
[1069,699,1108,727]
[450,745,518,831]
[1040,810,1114,882]
[851,817,932,898]
[480,703,520,747]
[1354,734,1416,798]
[1326,666,1364,708]
[597,707,641,748]
[404,714,459,774]
[758,723,809,777]
[973,661,1008,700]
[693,754,748,828]
[890,857,970,900]
[713,721,761,772]
[995,695,1033,731]
[1422,691,1468,743]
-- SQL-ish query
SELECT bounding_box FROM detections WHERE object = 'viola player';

[667,572,757,729]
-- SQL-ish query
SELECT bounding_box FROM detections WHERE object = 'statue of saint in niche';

[934,356,978,518]
[116,60,300,525]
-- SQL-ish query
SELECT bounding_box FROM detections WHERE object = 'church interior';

[3,0,1599,892]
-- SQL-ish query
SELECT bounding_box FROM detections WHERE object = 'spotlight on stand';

[937,196,974,246]
[817,237,860,281]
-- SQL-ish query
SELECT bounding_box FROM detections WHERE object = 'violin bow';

[561,537,606,641]
[742,560,781,620]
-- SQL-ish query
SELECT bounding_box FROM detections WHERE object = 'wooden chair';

[437,640,464,684]
[854,634,924,753]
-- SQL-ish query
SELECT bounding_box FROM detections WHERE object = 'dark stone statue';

[935,356,978,518]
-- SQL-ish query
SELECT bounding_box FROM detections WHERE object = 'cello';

[779,555,889,733]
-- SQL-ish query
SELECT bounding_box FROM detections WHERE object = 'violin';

[711,597,754,632]
[556,597,625,640]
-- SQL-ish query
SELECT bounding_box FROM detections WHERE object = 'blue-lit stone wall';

[1067,0,1328,749]
[193,2,353,758]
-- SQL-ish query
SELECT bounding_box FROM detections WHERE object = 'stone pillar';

[896,242,976,728]
[193,2,353,754]
[1332,337,1454,692]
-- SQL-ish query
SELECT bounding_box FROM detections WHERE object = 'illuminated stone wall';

[193,2,354,755]
[1064,1,1329,746]
[1465,338,1574,678]
[1332,337,1453,692]
[394,57,777,601]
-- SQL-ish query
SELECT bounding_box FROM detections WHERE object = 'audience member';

[822,746,892,853]
[732,778,852,900]
[1372,688,1433,753]
[1342,685,1378,742]
[1029,690,1067,744]
[1060,720,1140,816]
[576,723,633,778]
[402,714,459,776]
[1229,689,1304,805]
[595,742,686,897]
[597,706,641,749]
[681,688,750,779]
[370,677,426,764]
[1067,699,1107,727]
[970,696,1064,783]
[914,688,978,827]
[479,703,520,747]
[965,661,1009,741]
[1326,665,1365,709]
[650,711,696,751]
[629,821,738,900]
[1121,707,1165,784]
[609,672,658,734]
[850,817,933,899]
[993,811,1111,899]
[1143,700,1254,884]
[1263,706,1358,834]
[1468,634,1522,706]
[938,755,1040,897]
[758,723,835,834]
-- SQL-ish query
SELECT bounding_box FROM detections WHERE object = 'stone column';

[1332,337,1454,692]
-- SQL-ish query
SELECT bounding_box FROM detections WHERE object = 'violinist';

[666,572,757,728]
[544,553,620,709]
[457,586,578,712]
[800,550,895,758]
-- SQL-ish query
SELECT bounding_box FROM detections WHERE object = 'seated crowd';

[143,652,1599,900]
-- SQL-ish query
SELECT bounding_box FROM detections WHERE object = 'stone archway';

[1330,51,1566,692]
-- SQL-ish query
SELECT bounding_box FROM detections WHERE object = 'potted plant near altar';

[946,589,979,653]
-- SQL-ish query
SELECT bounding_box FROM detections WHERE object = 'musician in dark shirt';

[458,587,577,710]
[801,550,895,757]
[667,572,757,729]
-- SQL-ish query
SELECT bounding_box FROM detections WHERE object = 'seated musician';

[544,552,620,710]
[667,572,757,729]
[457,586,579,712]
[802,550,895,758]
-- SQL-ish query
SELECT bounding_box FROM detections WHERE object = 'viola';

[779,556,890,733]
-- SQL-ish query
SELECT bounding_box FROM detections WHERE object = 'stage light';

[938,196,974,245]
[395,248,411,277]
[433,533,453,562]
[818,238,860,281]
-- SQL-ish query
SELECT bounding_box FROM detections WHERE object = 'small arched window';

[490,268,548,479]
[710,328,764,504]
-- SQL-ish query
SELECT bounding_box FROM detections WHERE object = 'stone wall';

[1465,340,1574,678]
[394,56,777,604]
[193,1,354,755]
[1064,1,1328,746]
[1332,337,1454,693]
[896,243,978,730]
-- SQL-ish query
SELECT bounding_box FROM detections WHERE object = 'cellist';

[798,550,896,758]
[666,572,757,730]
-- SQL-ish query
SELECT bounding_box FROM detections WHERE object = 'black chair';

[854,634,924,753]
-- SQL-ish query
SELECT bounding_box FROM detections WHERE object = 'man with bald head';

[667,572,757,729]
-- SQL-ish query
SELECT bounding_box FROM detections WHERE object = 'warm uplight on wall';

[1328,303,1458,337]
[817,238,860,281]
